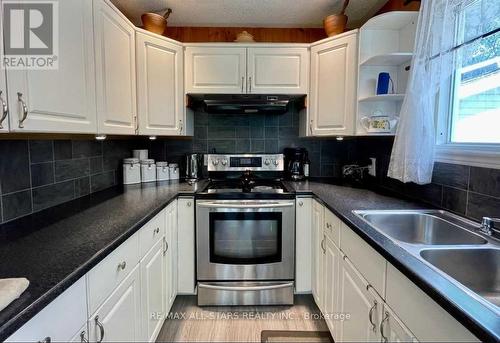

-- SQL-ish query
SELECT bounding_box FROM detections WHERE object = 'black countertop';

[285,180,500,342]
[0,181,207,341]
[0,179,498,341]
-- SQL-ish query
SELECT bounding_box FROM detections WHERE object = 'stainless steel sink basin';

[421,248,500,307]
[354,210,487,245]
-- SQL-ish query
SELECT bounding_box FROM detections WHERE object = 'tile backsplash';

[352,136,500,222]
[149,103,356,178]
[0,108,498,225]
[0,139,143,223]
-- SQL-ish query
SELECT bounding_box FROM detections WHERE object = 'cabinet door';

[165,200,178,311]
[311,200,325,310]
[0,1,9,132]
[247,47,309,94]
[309,33,358,136]
[323,236,341,339]
[338,256,381,342]
[177,198,195,294]
[6,0,96,133]
[185,47,246,94]
[136,32,184,136]
[380,304,417,343]
[295,197,312,293]
[94,0,136,135]
[89,265,142,342]
[141,239,166,342]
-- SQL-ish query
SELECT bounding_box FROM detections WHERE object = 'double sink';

[353,209,500,312]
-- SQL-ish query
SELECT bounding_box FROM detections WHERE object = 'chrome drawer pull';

[95,316,105,343]
[37,337,51,343]
[380,311,389,343]
[199,282,293,292]
[17,92,28,128]
[0,90,8,129]
[117,261,126,270]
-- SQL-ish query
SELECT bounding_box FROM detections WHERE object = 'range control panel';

[207,154,284,172]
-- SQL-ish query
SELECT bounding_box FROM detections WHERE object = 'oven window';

[209,212,282,265]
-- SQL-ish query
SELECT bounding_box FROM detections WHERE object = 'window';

[449,0,500,144]
[436,0,500,167]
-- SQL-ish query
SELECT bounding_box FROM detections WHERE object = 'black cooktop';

[197,178,295,199]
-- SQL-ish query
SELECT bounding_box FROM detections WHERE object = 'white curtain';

[387,0,481,184]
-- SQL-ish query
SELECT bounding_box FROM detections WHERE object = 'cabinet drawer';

[87,232,139,314]
[139,210,165,258]
[324,208,341,246]
[340,223,386,297]
[6,277,87,342]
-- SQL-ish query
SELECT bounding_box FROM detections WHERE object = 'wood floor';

[156,295,329,342]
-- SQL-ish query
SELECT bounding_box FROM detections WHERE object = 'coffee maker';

[284,148,309,181]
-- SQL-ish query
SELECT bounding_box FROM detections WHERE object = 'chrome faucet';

[480,217,500,236]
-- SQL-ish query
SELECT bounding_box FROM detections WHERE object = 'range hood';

[188,94,305,115]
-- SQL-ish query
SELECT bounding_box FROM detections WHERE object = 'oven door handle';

[198,282,294,291]
[197,202,295,209]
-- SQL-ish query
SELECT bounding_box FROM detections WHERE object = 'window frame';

[434,0,500,169]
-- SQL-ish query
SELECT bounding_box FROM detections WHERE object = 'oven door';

[196,200,295,281]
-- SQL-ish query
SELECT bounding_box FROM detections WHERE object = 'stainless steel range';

[196,154,295,306]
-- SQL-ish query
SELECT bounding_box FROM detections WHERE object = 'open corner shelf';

[360,53,413,66]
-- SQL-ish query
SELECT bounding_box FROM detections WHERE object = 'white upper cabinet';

[309,31,358,136]
[247,47,309,94]
[185,46,247,94]
[136,31,185,136]
[6,0,97,133]
[94,0,137,135]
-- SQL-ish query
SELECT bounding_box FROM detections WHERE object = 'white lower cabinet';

[140,239,166,342]
[295,197,312,293]
[311,199,325,310]
[89,265,142,343]
[310,201,477,342]
[165,200,178,310]
[5,277,87,342]
[338,256,381,342]
[177,197,196,294]
[322,236,341,338]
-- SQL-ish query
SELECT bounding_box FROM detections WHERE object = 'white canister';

[169,163,179,180]
[133,149,149,160]
[156,162,170,181]
[123,158,141,185]
[141,159,156,183]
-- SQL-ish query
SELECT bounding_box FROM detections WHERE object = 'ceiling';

[111,0,388,29]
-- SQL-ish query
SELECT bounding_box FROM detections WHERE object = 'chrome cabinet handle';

[0,90,8,129]
[179,119,183,134]
[298,201,303,207]
[117,261,126,270]
[154,227,160,235]
[321,235,326,254]
[380,311,389,343]
[163,237,169,255]
[241,76,244,93]
[248,77,252,93]
[80,331,88,343]
[37,337,51,343]
[95,315,105,343]
[309,120,313,135]
[187,201,192,207]
[368,300,378,332]
[199,282,293,292]
[17,92,28,128]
